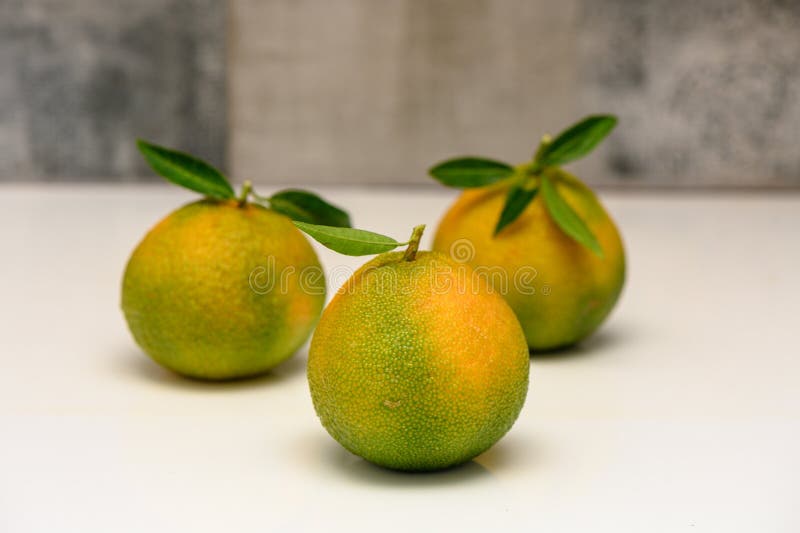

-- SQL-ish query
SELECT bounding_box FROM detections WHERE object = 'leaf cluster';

[428,115,617,256]
[136,140,350,228]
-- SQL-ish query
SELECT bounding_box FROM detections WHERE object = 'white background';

[1,185,798,532]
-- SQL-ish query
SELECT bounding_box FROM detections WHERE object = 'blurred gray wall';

[579,0,800,187]
[230,0,580,186]
[2,0,799,187]
[0,0,225,181]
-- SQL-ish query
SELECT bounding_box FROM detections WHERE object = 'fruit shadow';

[319,440,491,487]
[307,432,535,488]
[116,346,307,390]
[530,324,624,361]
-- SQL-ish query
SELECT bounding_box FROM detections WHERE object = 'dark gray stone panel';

[0,0,226,181]
[579,0,800,186]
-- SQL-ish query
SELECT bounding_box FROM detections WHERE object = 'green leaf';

[269,189,351,227]
[293,222,401,256]
[494,184,539,236]
[535,115,617,169]
[136,139,235,199]
[429,157,515,188]
[266,197,313,223]
[540,176,603,257]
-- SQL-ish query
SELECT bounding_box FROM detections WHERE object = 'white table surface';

[1,184,798,532]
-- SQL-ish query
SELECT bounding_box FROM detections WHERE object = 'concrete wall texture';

[579,0,800,187]
[0,0,226,181]
[1,0,799,187]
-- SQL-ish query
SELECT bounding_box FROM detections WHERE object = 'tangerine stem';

[238,180,253,206]
[533,134,552,161]
[402,225,426,261]
[530,134,553,174]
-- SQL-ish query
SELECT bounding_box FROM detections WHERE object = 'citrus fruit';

[307,246,529,471]
[434,168,625,351]
[122,198,325,379]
